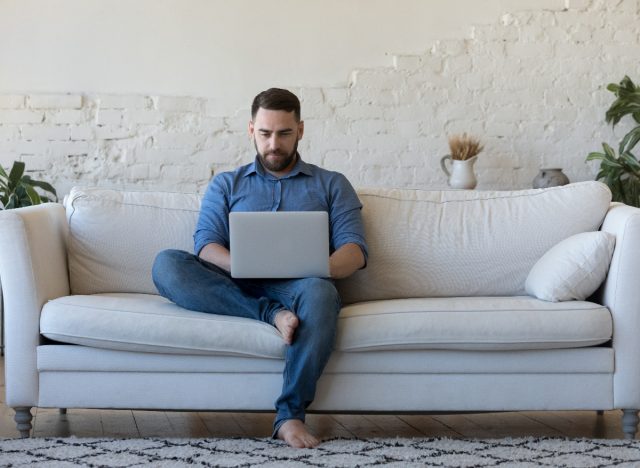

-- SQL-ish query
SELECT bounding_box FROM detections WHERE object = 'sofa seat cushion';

[41,294,611,357]
[41,293,286,358]
[336,296,612,351]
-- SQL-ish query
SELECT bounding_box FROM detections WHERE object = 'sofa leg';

[622,410,639,439]
[14,407,33,438]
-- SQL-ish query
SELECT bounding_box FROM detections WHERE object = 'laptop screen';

[229,211,330,278]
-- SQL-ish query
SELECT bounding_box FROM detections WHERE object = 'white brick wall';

[27,94,83,109]
[0,95,25,109]
[1,0,639,197]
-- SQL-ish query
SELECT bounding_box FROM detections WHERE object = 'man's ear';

[248,120,255,137]
[297,120,304,140]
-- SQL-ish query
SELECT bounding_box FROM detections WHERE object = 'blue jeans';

[152,249,341,434]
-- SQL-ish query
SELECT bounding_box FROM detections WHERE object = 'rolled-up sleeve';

[329,174,369,264]
[193,175,231,255]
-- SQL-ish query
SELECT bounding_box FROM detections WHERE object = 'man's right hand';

[199,243,231,272]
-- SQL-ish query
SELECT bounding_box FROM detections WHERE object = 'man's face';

[249,108,304,176]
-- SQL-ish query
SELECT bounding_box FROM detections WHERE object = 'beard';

[255,139,299,173]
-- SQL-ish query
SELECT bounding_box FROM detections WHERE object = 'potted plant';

[587,76,640,206]
[0,160,57,209]
[440,133,484,189]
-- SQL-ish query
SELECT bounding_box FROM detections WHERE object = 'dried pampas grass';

[448,133,484,160]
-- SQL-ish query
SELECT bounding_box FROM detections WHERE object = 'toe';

[275,311,299,344]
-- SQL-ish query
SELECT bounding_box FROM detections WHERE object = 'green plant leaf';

[595,170,607,181]
[621,175,640,206]
[5,193,17,209]
[620,127,640,153]
[23,178,57,199]
[607,173,620,197]
[619,152,640,174]
[0,160,57,210]
[7,161,25,188]
[607,83,620,93]
[23,184,42,205]
[603,142,617,159]
[605,76,640,127]
[586,152,605,161]
[591,77,640,206]
[601,158,623,169]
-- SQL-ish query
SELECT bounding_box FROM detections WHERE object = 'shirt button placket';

[272,179,282,211]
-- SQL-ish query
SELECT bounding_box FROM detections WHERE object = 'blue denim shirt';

[194,155,368,262]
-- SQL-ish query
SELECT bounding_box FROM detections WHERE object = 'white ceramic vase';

[440,155,478,189]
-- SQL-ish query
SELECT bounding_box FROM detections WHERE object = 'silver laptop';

[229,211,330,278]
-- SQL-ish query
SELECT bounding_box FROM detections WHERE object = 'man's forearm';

[199,243,231,272]
[329,243,365,279]
[200,242,364,279]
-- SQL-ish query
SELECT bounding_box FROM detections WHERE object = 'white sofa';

[2,181,640,439]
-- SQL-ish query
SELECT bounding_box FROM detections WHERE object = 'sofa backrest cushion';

[67,187,200,295]
[336,181,611,304]
[66,182,611,299]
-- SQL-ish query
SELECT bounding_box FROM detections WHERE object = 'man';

[152,88,368,448]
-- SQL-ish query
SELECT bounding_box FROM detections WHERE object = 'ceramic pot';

[532,168,570,189]
[440,155,478,189]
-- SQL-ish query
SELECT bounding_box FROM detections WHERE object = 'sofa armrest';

[0,203,69,407]
[600,202,640,409]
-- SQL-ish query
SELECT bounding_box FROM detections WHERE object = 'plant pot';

[533,168,570,189]
[440,155,478,190]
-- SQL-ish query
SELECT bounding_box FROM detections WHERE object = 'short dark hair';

[251,88,301,122]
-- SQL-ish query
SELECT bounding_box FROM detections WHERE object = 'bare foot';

[274,310,299,345]
[277,419,320,448]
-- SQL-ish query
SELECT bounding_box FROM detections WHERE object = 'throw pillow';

[525,231,616,302]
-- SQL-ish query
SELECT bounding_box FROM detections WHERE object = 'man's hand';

[199,243,231,272]
[329,243,365,279]
[200,241,364,279]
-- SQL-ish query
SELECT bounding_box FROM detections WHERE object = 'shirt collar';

[244,154,313,179]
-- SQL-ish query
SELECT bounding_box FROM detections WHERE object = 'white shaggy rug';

[0,436,639,467]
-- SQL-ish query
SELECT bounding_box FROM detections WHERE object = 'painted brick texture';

[1,0,639,196]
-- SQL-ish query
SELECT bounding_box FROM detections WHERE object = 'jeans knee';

[152,248,179,275]
[152,249,191,293]
[295,278,341,320]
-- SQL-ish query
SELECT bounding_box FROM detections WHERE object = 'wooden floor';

[0,357,634,440]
